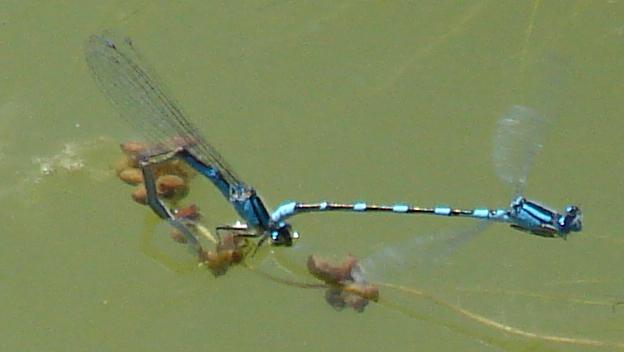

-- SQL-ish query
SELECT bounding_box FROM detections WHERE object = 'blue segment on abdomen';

[353,202,367,211]
[472,208,490,218]
[434,206,451,215]
[392,204,409,213]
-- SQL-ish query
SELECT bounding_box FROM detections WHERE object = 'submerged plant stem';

[377,281,624,349]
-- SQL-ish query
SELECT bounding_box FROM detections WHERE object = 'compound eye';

[565,205,580,215]
[269,228,293,246]
[271,231,279,241]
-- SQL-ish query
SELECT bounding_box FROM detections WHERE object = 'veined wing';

[359,104,548,284]
[492,52,573,196]
[492,105,549,196]
[85,31,243,187]
[358,222,490,286]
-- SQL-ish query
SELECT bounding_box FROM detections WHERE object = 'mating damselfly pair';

[85,32,582,257]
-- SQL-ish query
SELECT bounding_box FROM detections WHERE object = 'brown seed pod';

[131,185,147,205]
[118,168,144,185]
[342,282,380,302]
[307,254,359,284]
[120,141,148,158]
[308,254,380,312]
[156,174,188,199]
[154,159,196,180]
[114,156,134,175]
[197,233,247,276]
[198,249,231,276]
[174,204,200,221]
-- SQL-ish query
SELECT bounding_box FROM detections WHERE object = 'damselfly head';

[562,204,582,233]
[270,222,298,246]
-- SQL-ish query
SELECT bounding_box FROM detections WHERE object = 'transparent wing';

[358,105,550,285]
[85,31,243,187]
[493,51,573,196]
[492,105,549,195]
[269,221,489,291]
[358,222,490,286]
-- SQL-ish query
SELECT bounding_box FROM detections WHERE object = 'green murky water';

[2,1,623,351]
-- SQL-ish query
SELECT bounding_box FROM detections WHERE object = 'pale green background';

[1,1,623,351]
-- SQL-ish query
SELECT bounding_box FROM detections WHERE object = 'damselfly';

[85,32,297,247]
[272,105,582,239]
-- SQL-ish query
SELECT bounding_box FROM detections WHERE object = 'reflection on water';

[145,233,622,350]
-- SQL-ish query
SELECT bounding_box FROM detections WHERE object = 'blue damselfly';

[85,32,297,247]
[272,105,582,239]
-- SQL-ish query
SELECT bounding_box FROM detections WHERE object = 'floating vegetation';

[307,254,379,312]
[115,141,194,205]
[198,233,249,276]
[117,140,248,276]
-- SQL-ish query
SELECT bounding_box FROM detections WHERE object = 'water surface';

[2,1,623,351]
